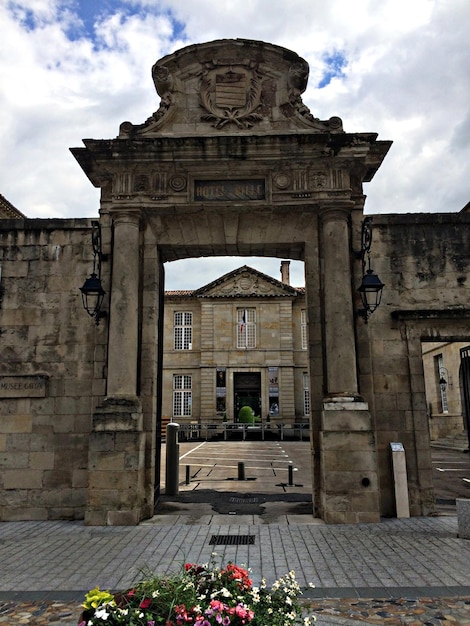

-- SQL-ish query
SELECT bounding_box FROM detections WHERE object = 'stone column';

[107,210,141,398]
[85,209,146,526]
[320,207,358,396]
[317,207,380,523]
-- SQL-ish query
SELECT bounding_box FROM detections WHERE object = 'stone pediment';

[118,39,343,138]
[194,265,299,299]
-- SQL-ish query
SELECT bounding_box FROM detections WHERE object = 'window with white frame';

[303,372,311,417]
[173,374,192,417]
[237,308,256,349]
[301,309,308,350]
[174,312,192,350]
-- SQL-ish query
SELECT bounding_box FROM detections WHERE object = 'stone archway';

[71,39,391,525]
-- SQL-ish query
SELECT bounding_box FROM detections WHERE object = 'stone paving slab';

[0,517,469,594]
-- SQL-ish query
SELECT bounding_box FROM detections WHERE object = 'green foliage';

[238,405,255,424]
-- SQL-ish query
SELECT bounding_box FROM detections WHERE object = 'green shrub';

[238,405,255,424]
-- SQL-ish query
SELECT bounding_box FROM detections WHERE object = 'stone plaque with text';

[194,179,265,201]
[0,376,47,398]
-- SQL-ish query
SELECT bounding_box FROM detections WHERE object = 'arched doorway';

[72,39,391,525]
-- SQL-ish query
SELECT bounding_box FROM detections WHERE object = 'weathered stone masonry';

[1,39,469,525]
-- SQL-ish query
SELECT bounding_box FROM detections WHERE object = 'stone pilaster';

[107,210,141,398]
[85,210,146,525]
[317,208,380,523]
[320,207,358,396]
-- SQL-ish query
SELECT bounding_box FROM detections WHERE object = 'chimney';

[280,260,290,285]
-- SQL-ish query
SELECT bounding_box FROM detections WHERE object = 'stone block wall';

[361,213,470,516]
[0,218,101,521]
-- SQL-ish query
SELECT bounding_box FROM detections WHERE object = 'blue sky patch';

[67,0,131,41]
[318,51,347,88]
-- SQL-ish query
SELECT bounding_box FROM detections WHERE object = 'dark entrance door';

[459,346,470,450]
[234,372,261,420]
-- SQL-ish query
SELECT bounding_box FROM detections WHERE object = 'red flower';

[139,597,152,609]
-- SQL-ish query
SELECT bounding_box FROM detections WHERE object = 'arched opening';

[156,255,312,519]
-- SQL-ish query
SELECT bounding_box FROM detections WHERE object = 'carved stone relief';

[199,62,264,129]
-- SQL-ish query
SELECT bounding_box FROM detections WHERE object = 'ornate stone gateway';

[72,39,391,524]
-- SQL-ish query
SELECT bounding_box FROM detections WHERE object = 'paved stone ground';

[0,441,469,624]
[0,516,470,624]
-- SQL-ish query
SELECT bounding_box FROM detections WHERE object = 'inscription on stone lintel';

[0,375,47,398]
[194,179,265,201]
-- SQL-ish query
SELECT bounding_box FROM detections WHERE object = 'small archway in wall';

[158,255,311,510]
[421,339,470,445]
[387,313,470,520]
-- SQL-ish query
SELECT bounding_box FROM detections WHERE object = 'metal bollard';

[186,465,190,485]
[165,422,180,495]
[238,461,245,481]
[288,462,294,486]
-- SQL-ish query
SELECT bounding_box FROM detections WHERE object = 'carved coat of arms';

[199,66,263,129]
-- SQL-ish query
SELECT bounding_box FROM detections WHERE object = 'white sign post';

[390,442,410,518]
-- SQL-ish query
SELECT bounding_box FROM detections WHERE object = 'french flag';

[240,310,246,333]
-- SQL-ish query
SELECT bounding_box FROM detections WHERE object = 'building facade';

[162,263,309,430]
[422,341,470,441]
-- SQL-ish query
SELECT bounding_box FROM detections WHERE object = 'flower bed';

[78,560,315,625]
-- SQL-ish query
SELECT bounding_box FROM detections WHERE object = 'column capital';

[318,204,353,223]
[109,208,141,227]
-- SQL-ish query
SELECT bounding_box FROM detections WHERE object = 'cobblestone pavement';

[1,595,470,625]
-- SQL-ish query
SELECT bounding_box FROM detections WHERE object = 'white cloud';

[1,0,469,286]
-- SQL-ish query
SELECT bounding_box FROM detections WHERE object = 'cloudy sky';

[1,0,469,289]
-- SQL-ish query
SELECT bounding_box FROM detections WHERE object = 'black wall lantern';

[79,221,107,325]
[356,217,385,323]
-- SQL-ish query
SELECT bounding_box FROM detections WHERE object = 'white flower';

[151,590,160,598]
[94,608,109,620]
[308,582,316,589]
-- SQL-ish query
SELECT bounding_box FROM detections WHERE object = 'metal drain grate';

[209,534,255,546]
[229,497,259,504]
